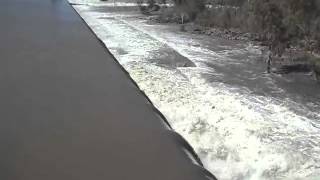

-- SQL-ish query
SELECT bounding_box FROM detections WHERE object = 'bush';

[173,0,205,21]
[141,0,320,55]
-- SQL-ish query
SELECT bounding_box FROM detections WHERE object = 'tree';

[173,0,205,23]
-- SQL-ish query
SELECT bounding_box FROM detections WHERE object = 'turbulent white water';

[68,0,137,6]
[72,3,320,180]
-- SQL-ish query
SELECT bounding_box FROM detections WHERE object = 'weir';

[0,0,216,179]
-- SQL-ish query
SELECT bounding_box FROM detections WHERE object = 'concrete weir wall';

[0,0,216,179]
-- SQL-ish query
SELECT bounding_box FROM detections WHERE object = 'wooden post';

[181,13,184,24]
[267,52,272,73]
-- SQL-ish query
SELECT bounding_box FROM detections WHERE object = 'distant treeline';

[139,0,320,57]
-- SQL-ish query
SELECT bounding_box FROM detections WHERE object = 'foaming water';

[68,0,137,7]
[73,4,320,180]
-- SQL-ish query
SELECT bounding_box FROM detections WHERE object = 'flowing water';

[71,2,320,179]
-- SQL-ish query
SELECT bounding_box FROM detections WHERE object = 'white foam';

[73,4,320,180]
[68,0,138,7]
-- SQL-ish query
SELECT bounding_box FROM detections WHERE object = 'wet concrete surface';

[0,0,215,179]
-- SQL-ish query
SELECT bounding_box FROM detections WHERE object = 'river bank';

[143,11,320,82]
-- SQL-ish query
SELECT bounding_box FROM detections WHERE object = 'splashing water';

[72,3,320,180]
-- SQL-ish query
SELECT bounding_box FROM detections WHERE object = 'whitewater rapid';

[72,3,320,180]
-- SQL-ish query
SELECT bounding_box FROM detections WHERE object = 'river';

[71,2,320,179]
